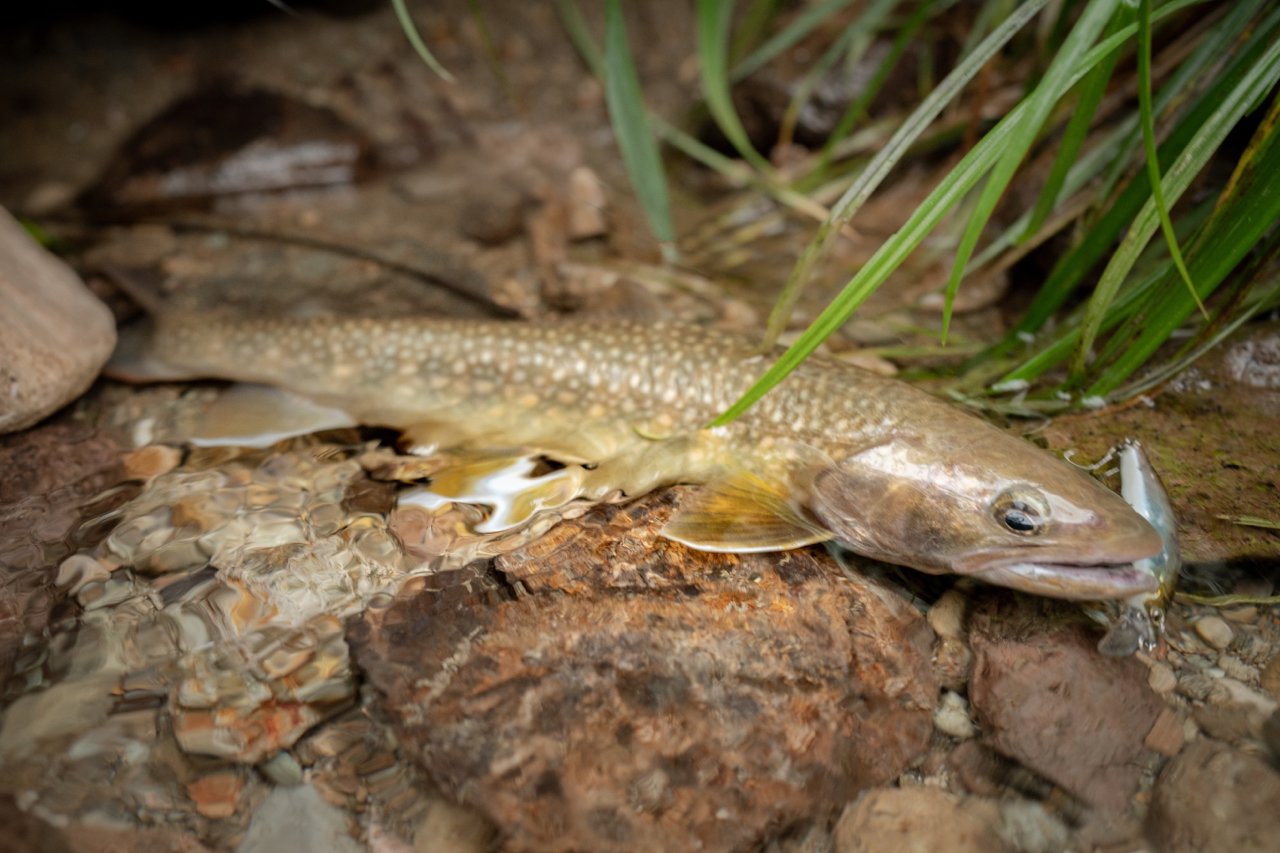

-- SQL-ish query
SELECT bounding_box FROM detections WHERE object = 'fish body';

[1098,439,1181,655]
[119,314,1162,599]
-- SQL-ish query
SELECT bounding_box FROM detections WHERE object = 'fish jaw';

[947,487,1166,600]
[970,560,1159,601]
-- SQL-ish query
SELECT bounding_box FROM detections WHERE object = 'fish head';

[807,429,1163,600]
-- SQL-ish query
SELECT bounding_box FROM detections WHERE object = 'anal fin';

[190,383,356,448]
[661,471,833,552]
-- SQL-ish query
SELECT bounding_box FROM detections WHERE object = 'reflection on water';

[0,439,560,833]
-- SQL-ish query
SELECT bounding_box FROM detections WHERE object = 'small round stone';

[934,690,977,739]
[1148,661,1178,695]
[1194,616,1235,651]
[927,590,967,640]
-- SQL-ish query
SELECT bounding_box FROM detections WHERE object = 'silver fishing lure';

[1097,439,1181,657]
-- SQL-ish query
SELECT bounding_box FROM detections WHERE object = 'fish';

[109,313,1163,600]
[1097,438,1181,656]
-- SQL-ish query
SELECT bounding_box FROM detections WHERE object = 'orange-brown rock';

[352,489,937,853]
[968,594,1165,827]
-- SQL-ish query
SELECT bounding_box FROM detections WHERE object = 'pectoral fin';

[661,472,833,552]
[190,383,356,448]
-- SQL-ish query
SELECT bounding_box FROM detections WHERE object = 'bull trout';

[113,315,1162,600]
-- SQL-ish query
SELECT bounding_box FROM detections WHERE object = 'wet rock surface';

[352,490,937,853]
[1146,737,1280,853]
[0,206,117,433]
[968,595,1166,817]
[0,423,128,683]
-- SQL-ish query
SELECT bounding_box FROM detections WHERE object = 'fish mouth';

[970,560,1159,601]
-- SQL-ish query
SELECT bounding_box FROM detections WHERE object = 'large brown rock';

[1146,737,1280,853]
[0,206,116,433]
[968,595,1164,822]
[352,489,937,853]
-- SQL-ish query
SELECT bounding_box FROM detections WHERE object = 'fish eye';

[992,489,1048,536]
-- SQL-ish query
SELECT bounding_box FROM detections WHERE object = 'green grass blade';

[392,0,456,82]
[974,124,1121,271]
[1072,33,1280,380]
[730,0,784,66]
[973,0,1273,366]
[778,0,901,149]
[819,0,931,164]
[714,107,1027,425]
[1137,0,1207,321]
[1113,267,1280,402]
[697,0,773,173]
[958,0,1011,60]
[1086,84,1280,397]
[760,0,1052,350]
[554,0,605,77]
[724,0,1219,422]
[603,0,677,254]
[777,14,868,147]
[939,0,1121,343]
[1093,0,1259,209]
[731,0,855,82]
[993,194,1214,389]
[1020,4,1132,241]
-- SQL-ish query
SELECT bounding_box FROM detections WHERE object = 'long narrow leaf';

[604,0,677,254]
[697,0,773,172]
[720,0,1210,423]
[391,0,455,82]
[1086,82,1280,396]
[554,0,604,77]
[1136,0,1207,321]
[973,0,1274,366]
[731,0,855,82]
[759,0,1052,350]
[1020,4,1132,241]
[939,0,1121,342]
[1072,33,1280,379]
[1113,241,1280,401]
[715,108,1026,425]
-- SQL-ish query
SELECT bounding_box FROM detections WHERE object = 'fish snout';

[1094,504,1164,565]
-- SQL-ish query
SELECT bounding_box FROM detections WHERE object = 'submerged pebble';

[1195,616,1235,651]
